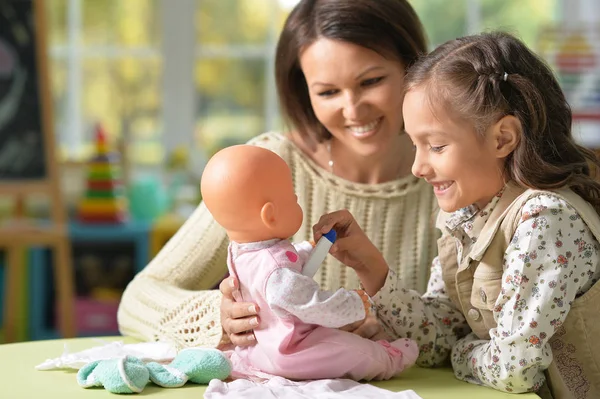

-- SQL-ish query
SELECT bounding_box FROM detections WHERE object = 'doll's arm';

[265,268,366,328]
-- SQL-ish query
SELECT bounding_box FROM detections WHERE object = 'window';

[48,0,161,166]
[194,0,288,158]
[47,0,562,172]
[477,0,558,46]
[410,0,558,48]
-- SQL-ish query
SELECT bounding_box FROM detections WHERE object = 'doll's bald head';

[200,145,303,243]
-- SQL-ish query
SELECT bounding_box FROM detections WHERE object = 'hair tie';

[503,72,508,82]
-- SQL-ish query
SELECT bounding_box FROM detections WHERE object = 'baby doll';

[200,144,418,381]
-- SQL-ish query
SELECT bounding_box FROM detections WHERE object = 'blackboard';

[0,0,74,344]
[0,0,47,180]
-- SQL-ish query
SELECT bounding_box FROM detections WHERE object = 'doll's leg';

[266,327,418,381]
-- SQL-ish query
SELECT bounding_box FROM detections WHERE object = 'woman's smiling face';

[300,38,406,159]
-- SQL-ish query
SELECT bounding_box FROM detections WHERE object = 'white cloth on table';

[35,340,177,370]
[204,376,423,399]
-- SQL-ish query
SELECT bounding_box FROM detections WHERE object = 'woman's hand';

[313,210,390,296]
[219,276,260,347]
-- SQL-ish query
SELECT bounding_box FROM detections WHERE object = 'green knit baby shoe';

[77,356,149,394]
[147,348,231,388]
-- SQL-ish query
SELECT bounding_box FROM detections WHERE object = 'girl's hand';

[313,210,390,296]
[313,210,384,272]
[219,276,260,347]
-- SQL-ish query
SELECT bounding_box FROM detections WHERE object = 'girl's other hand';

[355,289,372,316]
[340,313,391,341]
[219,276,260,347]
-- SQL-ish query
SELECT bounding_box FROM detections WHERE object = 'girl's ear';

[260,202,277,229]
[493,115,521,158]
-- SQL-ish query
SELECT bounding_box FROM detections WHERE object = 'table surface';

[1,336,541,399]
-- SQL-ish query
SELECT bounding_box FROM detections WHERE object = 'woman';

[117,0,438,350]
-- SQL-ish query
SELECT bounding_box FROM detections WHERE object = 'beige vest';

[437,183,600,399]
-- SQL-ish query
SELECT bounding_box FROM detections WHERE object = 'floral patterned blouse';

[374,192,600,393]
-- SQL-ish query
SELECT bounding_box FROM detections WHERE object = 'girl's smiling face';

[403,87,507,212]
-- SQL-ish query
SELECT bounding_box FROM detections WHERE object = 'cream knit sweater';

[117,132,439,348]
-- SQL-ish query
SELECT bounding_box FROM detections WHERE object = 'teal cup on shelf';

[128,176,167,222]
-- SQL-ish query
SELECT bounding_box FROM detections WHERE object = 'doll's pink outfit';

[226,238,418,381]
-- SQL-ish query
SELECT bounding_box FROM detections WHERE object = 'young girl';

[314,31,600,398]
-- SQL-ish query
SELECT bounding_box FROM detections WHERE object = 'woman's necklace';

[326,140,334,172]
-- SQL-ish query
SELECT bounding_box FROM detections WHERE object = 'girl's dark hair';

[275,0,427,143]
[405,31,600,213]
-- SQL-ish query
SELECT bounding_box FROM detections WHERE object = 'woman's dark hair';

[404,31,600,212]
[275,0,427,143]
